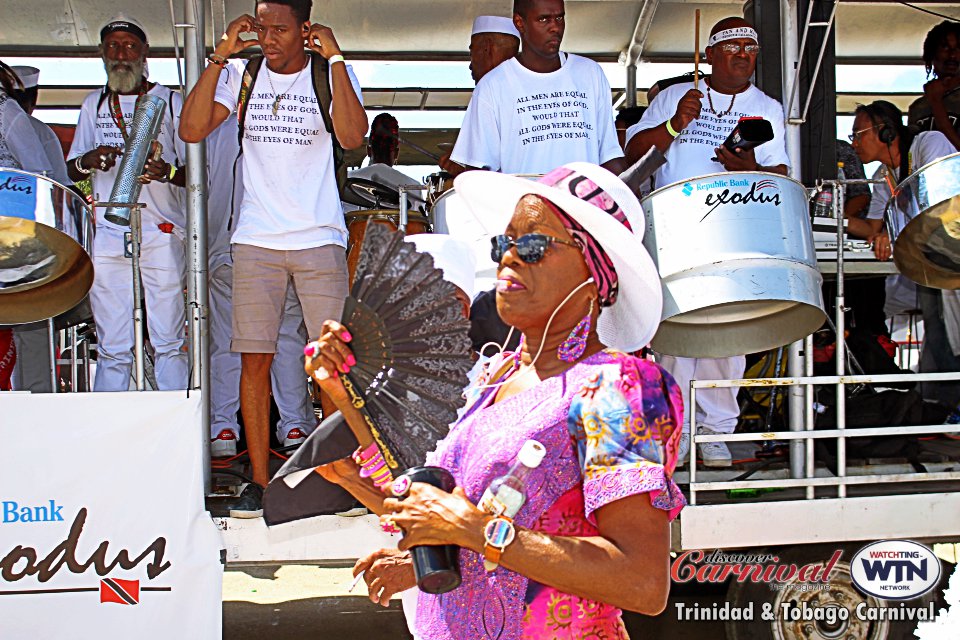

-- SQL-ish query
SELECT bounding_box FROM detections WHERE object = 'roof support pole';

[182,0,211,493]
[619,0,661,107]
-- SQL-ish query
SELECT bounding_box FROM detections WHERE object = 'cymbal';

[893,194,960,289]
[436,142,453,153]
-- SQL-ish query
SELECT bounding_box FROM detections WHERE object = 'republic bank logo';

[0,500,172,605]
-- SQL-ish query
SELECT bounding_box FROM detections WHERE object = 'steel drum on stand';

[0,168,94,325]
[886,151,960,289]
[641,171,825,358]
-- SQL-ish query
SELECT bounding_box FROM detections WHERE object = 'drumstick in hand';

[694,9,701,92]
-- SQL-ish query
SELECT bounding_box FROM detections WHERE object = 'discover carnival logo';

[0,499,172,605]
[850,540,941,600]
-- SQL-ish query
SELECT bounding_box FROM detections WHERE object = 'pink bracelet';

[352,442,380,466]
[358,457,386,479]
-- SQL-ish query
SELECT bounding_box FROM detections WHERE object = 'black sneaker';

[229,484,263,519]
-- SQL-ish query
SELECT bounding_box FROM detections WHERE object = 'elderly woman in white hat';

[307,163,684,639]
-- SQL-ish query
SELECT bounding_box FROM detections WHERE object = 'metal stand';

[47,318,57,393]
[130,204,146,391]
[94,200,148,391]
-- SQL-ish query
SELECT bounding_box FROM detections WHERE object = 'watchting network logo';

[850,540,941,601]
[682,183,693,196]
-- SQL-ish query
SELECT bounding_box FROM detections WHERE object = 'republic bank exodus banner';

[0,391,223,638]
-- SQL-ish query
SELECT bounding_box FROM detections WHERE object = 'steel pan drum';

[0,169,94,325]
[886,152,960,289]
[641,172,825,358]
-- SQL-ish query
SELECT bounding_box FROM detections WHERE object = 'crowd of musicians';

[2,1,960,634]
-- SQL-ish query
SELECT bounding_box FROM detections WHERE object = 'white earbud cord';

[476,277,595,392]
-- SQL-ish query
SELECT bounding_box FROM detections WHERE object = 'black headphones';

[864,102,900,145]
[877,121,896,145]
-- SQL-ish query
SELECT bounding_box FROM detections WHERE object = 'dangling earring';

[557,298,594,363]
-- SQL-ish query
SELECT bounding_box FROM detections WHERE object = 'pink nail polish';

[347,354,357,367]
[342,330,352,342]
[304,343,319,357]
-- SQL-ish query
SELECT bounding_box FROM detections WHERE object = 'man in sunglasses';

[623,17,790,468]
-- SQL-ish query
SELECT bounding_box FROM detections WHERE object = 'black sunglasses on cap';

[491,233,580,264]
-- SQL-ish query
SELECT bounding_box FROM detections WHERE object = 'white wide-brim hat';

[452,162,663,352]
[407,233,476,298]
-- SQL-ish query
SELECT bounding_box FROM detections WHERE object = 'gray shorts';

[231,243,348,353]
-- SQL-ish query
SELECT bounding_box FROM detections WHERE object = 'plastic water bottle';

[813,183,834,217]
[478,439,546,518]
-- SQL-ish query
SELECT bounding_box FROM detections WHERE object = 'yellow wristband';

[665,119,680,138]
[328,54,345,66]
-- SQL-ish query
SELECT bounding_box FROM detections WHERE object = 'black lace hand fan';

[339,224,474,474]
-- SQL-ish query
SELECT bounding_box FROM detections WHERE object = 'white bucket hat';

[452,163,663,352]
[407,233,476,299]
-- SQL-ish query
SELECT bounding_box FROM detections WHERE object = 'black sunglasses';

[490,233,580,264]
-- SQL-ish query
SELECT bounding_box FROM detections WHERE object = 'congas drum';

[345,209,430,283]
[641,171,825,358]
[886,152,960,289]
[0,168,94,325]
[425,172,454,208]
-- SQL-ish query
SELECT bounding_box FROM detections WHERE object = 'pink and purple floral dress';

[415,350,685,639]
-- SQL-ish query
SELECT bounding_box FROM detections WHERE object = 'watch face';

[484,517,515,548]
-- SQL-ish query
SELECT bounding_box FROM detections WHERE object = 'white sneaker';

[676,432,691,467]
[211,429,238,458]
[696,427,733,468]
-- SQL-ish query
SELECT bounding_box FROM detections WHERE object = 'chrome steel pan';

[640,171,825,357]
[886,151,960,289]
[0,168,94,324]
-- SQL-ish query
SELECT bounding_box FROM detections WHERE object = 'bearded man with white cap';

[67,16,189,392]
[625,17,790,468]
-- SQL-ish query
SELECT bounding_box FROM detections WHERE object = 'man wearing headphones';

[851,100,959,409]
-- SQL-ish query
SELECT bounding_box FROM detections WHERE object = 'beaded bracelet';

[358,456,386,479]
[207,53,228,68]
[352,442,380,466]
[74,156,91,176]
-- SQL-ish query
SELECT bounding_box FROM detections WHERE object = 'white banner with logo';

[0,391,223,639]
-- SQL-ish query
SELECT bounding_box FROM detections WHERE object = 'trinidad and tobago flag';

[99,578,140,605]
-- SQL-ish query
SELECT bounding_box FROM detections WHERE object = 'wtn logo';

[851,540,941,601]
[3,500,64,523]
[861,558,927,583]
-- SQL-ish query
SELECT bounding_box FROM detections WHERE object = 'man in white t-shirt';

[6,65,72,394]
[850,100,960,409]
[180,0,367,511]
[449,0,623,175]
[67,16,189,393]
[625,17,790,468]
[10,66,70,186]
[205,118,325,459]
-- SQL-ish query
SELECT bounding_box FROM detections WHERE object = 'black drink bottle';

[396,466,462,594]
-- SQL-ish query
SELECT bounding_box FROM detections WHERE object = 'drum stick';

[372,121,443,162]
[694,10,701,91]
[396,134,443,163]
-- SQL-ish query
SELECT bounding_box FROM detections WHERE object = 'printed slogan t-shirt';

[451,54,622,174]
[627,81,789,188]
[214,58,363,250]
